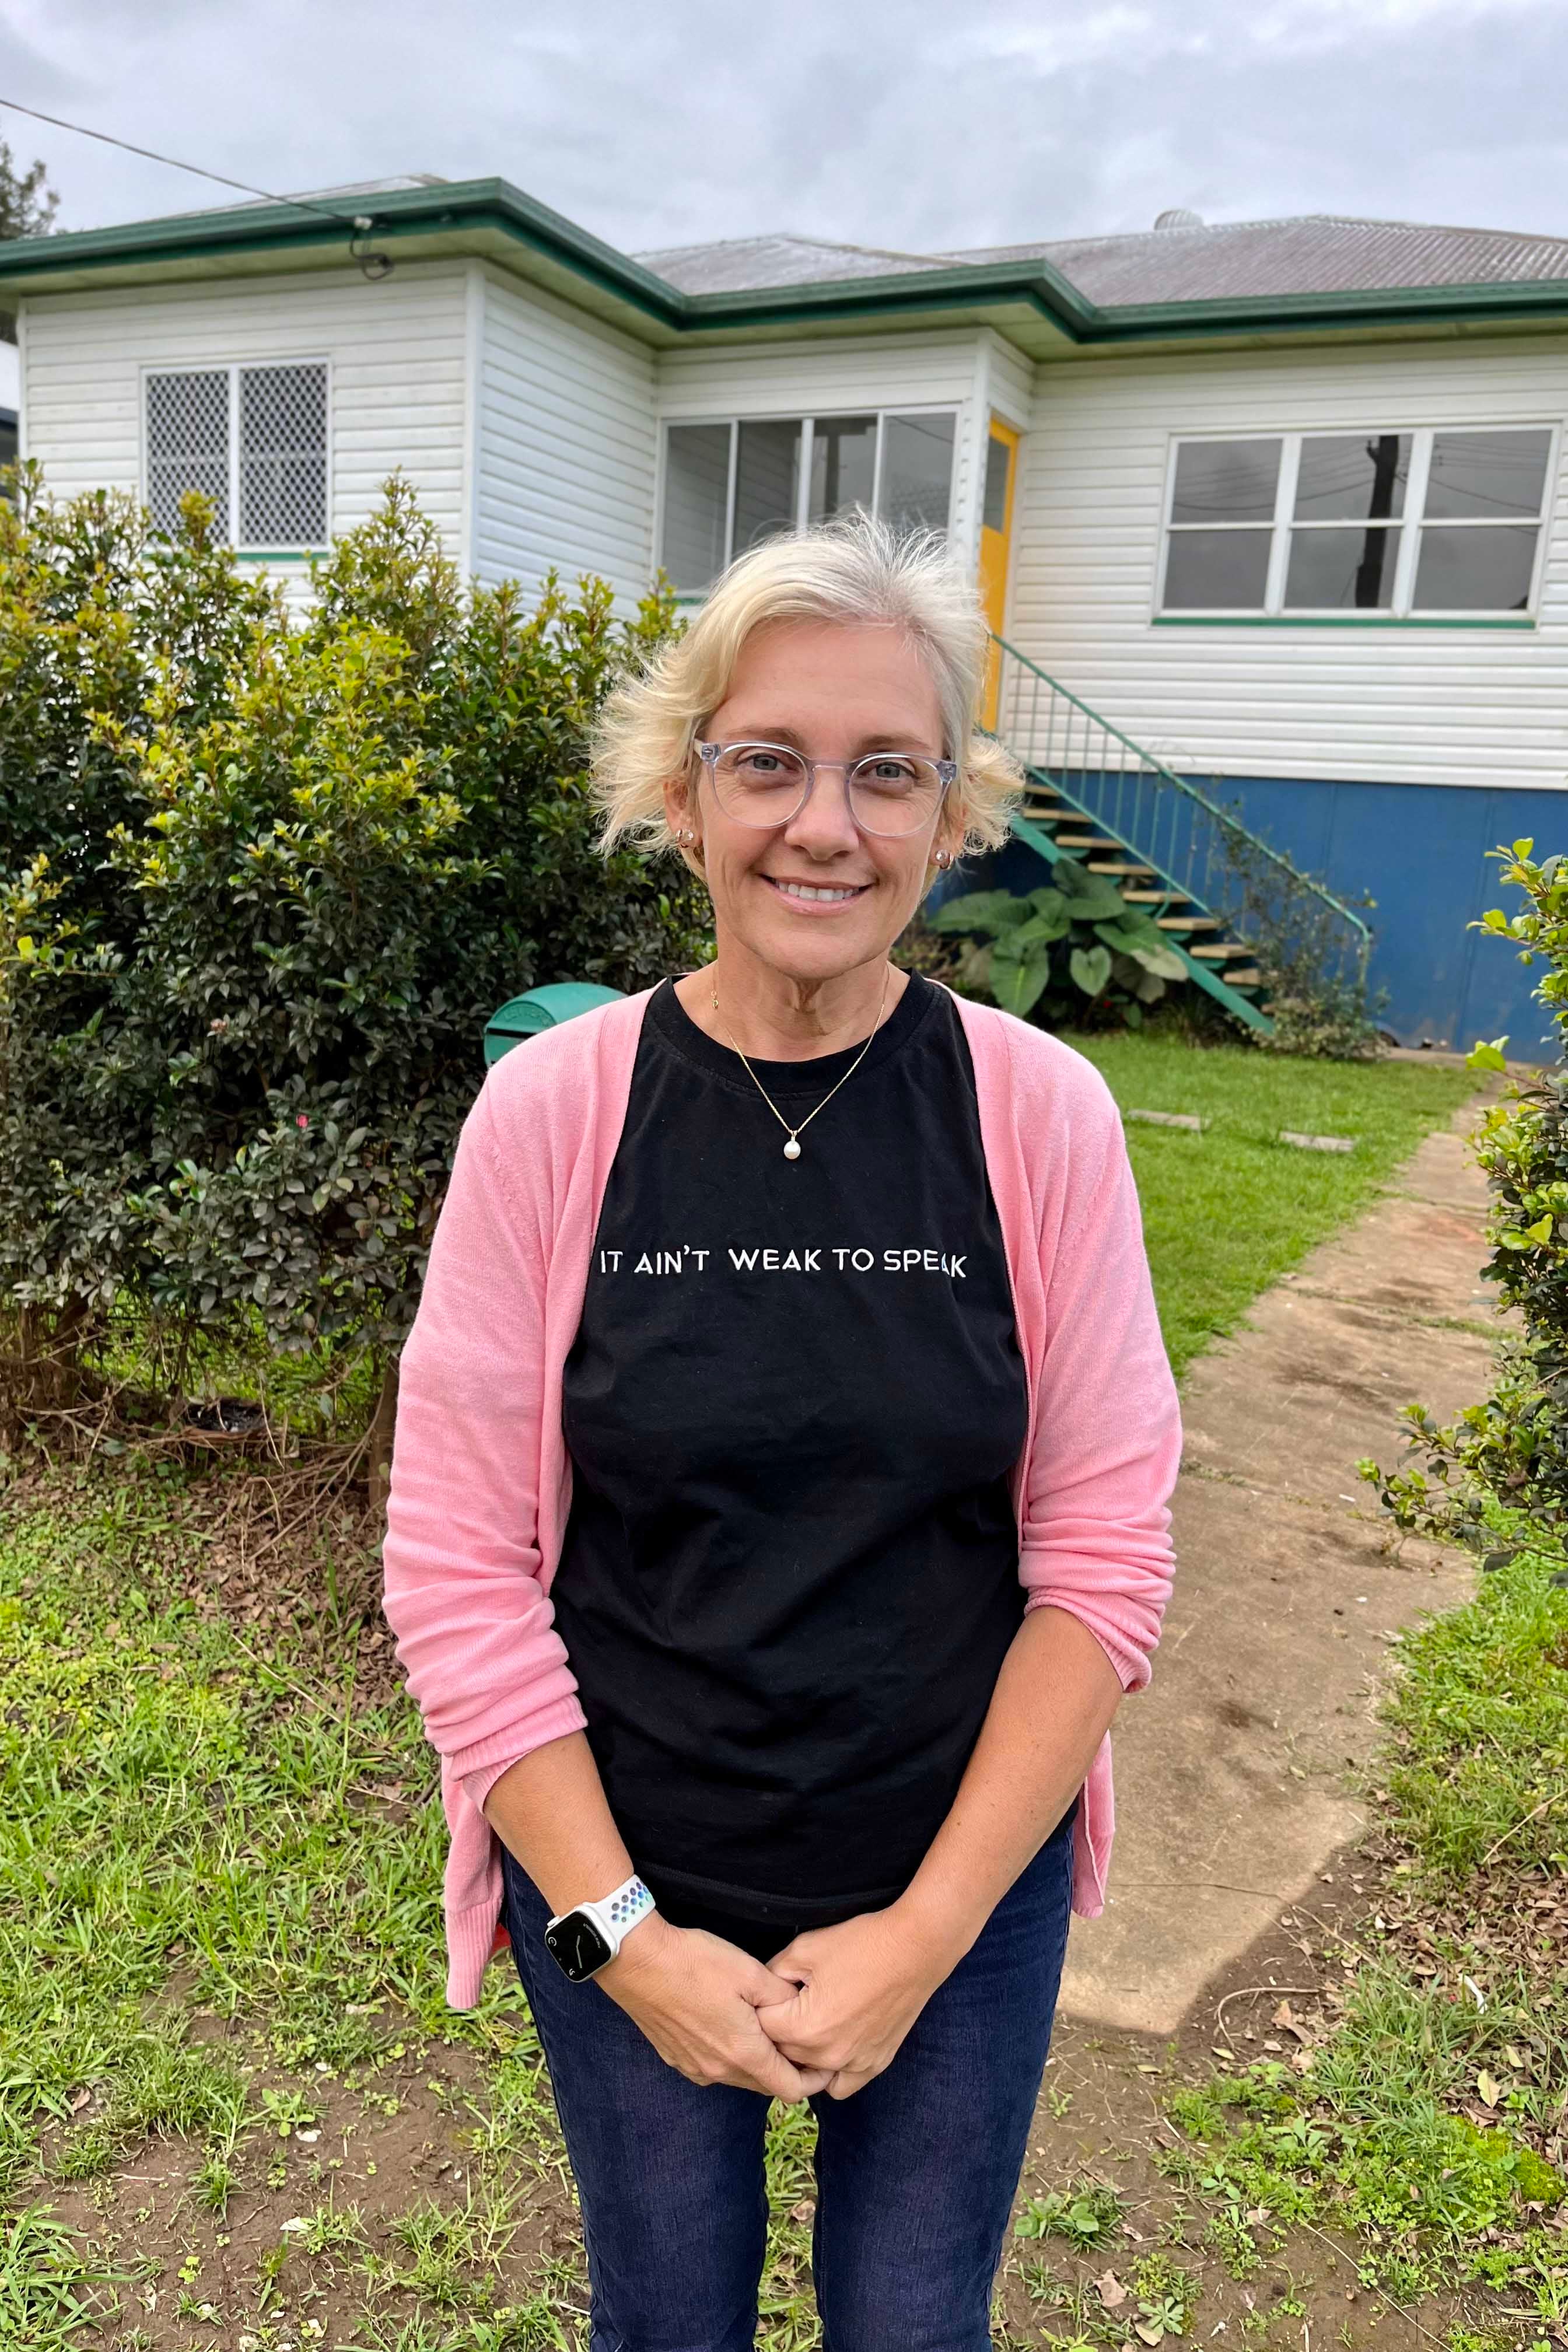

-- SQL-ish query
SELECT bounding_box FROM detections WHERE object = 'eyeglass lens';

[709,744,944,835]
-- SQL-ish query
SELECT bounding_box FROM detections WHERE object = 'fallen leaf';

[789,2200,814,2224]
[1134,2322,1166,2347]
[68,2087,91,2112]
[1096,2271,1128,2309]
[1504,2044,1526,2069]
[1476,2070,1503,2108]
[280,2217,310,2235]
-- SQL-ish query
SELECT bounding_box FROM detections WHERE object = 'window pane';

[1161,528,1271,610]
[1170,438,1280,524]
[662,424,732,591]
[146,369,230,538]
[879,412,955,534]
[733,419,802,555]
[982,431,1012,534]
[808,414,877,523]
[1424,428,1551,522]
[1294,433,1409,522]
[1284,525,1401,609]
[1412,524,1539,611]
[239,363,327,545]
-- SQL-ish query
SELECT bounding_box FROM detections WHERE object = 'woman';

[383,516,1180,2351]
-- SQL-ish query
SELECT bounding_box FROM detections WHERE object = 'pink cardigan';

[383,986,1181,2008]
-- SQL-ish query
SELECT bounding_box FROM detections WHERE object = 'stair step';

[1157,915,1222,933]
[1055,834,1122,851]
[1224,969,1263,987]
[1189,942,1251,960]
[1088,861,1155,878]
[1119,889,1187,905]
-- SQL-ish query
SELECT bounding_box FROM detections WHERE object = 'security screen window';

[145,360,328,549]
[1160,425,1553,618]
[659,409,957,591]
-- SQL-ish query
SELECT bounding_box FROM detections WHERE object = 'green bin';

[482,982,626,1067]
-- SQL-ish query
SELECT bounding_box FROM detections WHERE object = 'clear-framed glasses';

[695,740,957,838]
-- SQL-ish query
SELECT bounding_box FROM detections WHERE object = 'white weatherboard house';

[3,177,1567,1054]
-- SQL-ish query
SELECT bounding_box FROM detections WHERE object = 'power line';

[0,96,393,278]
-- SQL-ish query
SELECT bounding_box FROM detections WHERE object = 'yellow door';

[978,416,1019,729]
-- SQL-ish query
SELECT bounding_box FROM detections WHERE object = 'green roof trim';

[2,177,1567,348]
[1151,613,1536,629]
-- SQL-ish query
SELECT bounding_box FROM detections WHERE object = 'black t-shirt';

[554,973,1030,1951]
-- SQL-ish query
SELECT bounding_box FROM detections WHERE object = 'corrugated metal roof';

[636,214,1568,305]
[635,231,950,292]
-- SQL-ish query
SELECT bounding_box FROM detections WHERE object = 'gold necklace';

[710,967,892,1161]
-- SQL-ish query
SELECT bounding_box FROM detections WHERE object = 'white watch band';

[548,1873,656,1961]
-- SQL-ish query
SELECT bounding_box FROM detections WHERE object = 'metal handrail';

[989,635,1373,993]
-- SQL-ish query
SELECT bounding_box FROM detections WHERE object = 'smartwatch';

[544,1874,656,1983]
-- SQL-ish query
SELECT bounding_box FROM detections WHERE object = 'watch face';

[545,1910,614,1983]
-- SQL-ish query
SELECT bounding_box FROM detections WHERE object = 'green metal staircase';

[988,637,1372,1038]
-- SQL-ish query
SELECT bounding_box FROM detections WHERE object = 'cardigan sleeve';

[382,1083,587,1784]
[1016,1065,1181,1692]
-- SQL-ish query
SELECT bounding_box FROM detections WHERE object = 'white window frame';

[140,357,332,555]
[1153,421,1558,621]
[657,405,958,592]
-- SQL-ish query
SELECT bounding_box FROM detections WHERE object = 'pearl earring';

[935,848,954,872]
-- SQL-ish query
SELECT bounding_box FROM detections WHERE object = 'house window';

[145,360,328,550]
[1158,425,1554,618]
[660,410,957,593]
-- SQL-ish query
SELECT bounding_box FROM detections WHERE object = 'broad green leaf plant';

[927,856,1187,1026]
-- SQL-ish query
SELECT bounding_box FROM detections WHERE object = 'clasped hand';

[601,1903,951,2104]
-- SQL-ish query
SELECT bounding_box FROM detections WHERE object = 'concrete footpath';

[1059,1096,1501,2036]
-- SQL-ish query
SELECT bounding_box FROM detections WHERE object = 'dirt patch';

[46,2025,586,2347]
[1002,1836,1497,2351]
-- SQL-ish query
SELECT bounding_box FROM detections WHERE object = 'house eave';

[2,177,1568,358]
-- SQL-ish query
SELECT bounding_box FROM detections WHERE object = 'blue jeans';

[499,1798,1077,2352]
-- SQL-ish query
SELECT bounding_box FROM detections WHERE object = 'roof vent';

[1153,207,1204,232]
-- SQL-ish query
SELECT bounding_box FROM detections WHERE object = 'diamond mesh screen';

[239,363,327,546]
[146,370,230,537]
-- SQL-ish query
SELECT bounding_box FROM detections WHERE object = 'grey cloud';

[4,0,1564,254]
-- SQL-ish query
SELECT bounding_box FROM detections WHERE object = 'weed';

[1014,2179,1125,2251]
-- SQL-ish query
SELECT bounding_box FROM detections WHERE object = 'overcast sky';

[1,0,1564,261]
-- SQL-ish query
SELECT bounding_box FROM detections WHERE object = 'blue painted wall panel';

[1215,776,1559,1059]
[951,776,1566,1060]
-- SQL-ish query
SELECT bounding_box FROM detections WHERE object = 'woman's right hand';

[599,1913,831,2101]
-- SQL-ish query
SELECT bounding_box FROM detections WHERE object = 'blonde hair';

[593,513,1022,859]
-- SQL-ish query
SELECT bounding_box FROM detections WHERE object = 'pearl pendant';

[783,1136,802,1160]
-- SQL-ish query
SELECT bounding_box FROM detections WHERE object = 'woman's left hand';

[753,1907,954,2100]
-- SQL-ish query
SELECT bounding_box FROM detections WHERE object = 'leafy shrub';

[926,857,1188,1028]
[1363,841,1568,1541]
[1210,811,1383,1059]
[0,473,704,1465]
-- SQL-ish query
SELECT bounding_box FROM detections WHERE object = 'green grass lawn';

[0,1041,1499,2347]
[1060,1034,1483,1376]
